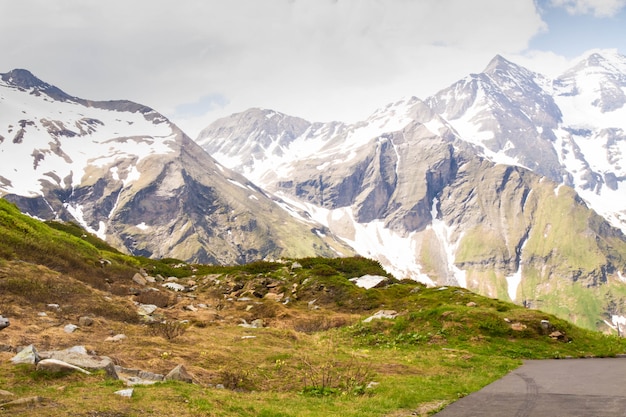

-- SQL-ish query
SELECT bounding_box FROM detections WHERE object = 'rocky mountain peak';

[483,54,512,73]
[1,68,74,102]
[1,68,47,89]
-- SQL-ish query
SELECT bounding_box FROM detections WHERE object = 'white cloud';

[549,0,626,17]
[0,0,548,136]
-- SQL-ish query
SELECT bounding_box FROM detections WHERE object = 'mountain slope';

[196,51,626,331]
[0,69,353,264]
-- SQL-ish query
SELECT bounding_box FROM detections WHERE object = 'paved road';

[433,358,626,416]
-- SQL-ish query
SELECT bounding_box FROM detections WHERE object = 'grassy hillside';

[1,199,625,416]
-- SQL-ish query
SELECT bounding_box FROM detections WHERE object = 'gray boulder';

[165,364,193,383]
[10,345,40,364]
[132,273,148,286]
[39,346,118,379]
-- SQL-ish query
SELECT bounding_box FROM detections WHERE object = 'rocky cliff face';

[196,52,626,331]
[0,69,353,264]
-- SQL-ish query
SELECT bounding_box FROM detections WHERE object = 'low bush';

[146,321,188,340]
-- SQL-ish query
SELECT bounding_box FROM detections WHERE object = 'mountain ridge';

[0,69,353,264]
[196,50,626,331]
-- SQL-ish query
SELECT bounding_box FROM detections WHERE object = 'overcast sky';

[1,0,625,137]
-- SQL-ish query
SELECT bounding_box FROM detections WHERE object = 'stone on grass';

[363,310,398,323]
[114,388,133,398]
[64,324,79,333]
[165,364,193,383]
[0,396,43,408]
[132,273,147,286]
[0,389,14,398]
[137,304,158,316]
[36,358,91,375]
[78,316,94,326]
[105,334,127,342]
[162,282,186,292]
[39,347,118,379]
[350,275,387,289]
[10,345,40,364]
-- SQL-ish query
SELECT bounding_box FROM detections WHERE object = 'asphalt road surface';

[433,358,626,417]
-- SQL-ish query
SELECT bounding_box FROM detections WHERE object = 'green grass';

[1,198,626,416]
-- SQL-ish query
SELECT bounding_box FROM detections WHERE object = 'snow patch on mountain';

[0,75,176,197]
[429,198,466,288]
[274,191,434,285]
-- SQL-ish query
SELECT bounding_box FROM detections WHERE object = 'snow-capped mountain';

[428,50,626,234]
[197,51,626,331]
[0,69,352,263]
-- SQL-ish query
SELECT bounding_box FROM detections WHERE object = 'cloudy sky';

[1,0,625,137]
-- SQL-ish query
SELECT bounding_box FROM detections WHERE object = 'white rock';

[162,282,185,292]
[114,388,134,398]
[363,310,399,323]
[350,275,387,289]
[105,334,127,342]
[10,345,40,364]
[137,304,158,316]
[64,324,79,333]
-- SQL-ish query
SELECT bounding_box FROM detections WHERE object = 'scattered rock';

[10,345,40,364]
[350,274,387,289]
[238,319,264,328]
[39,346,118,378]
[115,366,164,385]
[64,324,79,333]
[0,315,9,331]
[540,319,554,333]
[36,359,91,375]
[466,301,478,307]
[137,304,158,316]
[264,292,284,302]
[78,316,94,326]
[363,310,399,323]
[47,303,60,311]
[550,330,569,341]
[0,389,14,398]
[165,364,193,383]
[0,396,43,408]
[132,273,147,286]
[162,282,185,292]
[114,388,133,398]
[105,334,127,342]
[511,322,527,331]
[183,304,198,312]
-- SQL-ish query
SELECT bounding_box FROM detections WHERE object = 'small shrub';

[146,321,188,340]
[293,316,349,333]
[310,264,339,277]
[298,355,375,396]
[218,369,255,391]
